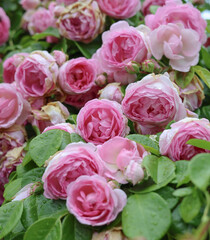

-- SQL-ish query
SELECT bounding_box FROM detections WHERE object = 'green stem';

[202,190,210,223]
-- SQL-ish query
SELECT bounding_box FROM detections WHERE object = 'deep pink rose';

[59,58,97,94]
[42,123,75,134]
[0,8,10,46]
[66,175,127,226]
[0,83,31,129]
[122,73,187,134]
[20,0,40,10]
[97,137,148,185]
[42,142,104,199]
[145,2,207,44]
[159,118,210,161]
[99,83,124,103]
[56,1,105,43]
[3,53,29,83]
[96,0,141,19]
[142,0,166,15]
[149,23,201,72]
[15,51,58,98]
[77,99,129,145]
[56,0,78,5]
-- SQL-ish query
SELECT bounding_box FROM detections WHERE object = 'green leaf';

[189,153,210,191]
[142,155,175,184]
[0,201,23,239]
[193,65,210,88]
[173,187,193,197]
[24,217,62,240]
[29,130,63,167]
[156,186,178,209]
[126,134,160,155]
[175,160,190,187]
[52,38,67,52]
[61,215,74,240]
[186,139,210,151]
[21,168,45,187]
[201,46,210,69]
[174,68,194,89]
[32,27,60,40]
[122,193,171,240]
[3,178,22,201]
[149,5,159,14]
[22,152,32,167]
[59,131,71,150]
[179,189,201,223]
[70,133,85,143]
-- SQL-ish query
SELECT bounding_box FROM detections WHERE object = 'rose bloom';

[97,137,148,185]
[0,83,31,129]
[42,142,104,199]
[149,23,201,72]
[96,0,141,19]
[0,8,10,46]
[20,0,40,10]
[122,73,187,134]
[56,1,105,43]
[56,0,78,5]
[77,99,129,145]
[145,1,207,44]
[59,58,97,94]
[142,0,166,16]
[3,53,29,83]
[15,51,58,98]
[66,175,127,226]
[42,123,75,134]
[159,118,210,161]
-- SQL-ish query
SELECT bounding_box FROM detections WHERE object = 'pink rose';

[3,53,29,83]
[52,50,67,66]
[0,8,10,46]
[142,0,166,16]
[42,142,104,199]
[159,118,210,161]
[56,0,78,5]
[59,58,97,94]
[21,10,35,30]
[28,8,54,35]
[66,175,127,226]
[99,83,124,103]
[77,99,129,145]
[0,83,31,129]
[43,123,75,134]
[56,1,105,43]
[97,137,148,185]
[122,73,187,134]
[20,0,40,10]
[149,23,201,72]
[96,0,141,19]
[93,21,150,84]
[145,1,207,44]
[15,51,58,98]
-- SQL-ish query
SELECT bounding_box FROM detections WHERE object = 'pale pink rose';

[56,0,78,5]
[0,8,10,46]
[56,1,105,43]
[142,0,166,15]
[21,0,40,10]
[159,118,210,161]
[52,50,67,66]
[145,1,207,44]
[28,8,54,35]
[97,137,148,185]
[99,83,124,103]
[15,51,58,98]
[77,99,129,145]
[43,123,75,134]
[21,10,35,30]
[42,142,104,199]
[3,53,29,83]
[66,175,127,226]
[93,21,150,84]
[96,0,141,19]
[149,23,201,72]
[65,85,100,108]
[59,58,97,94]
[0,83,31,129]
[92,227,128,240]
[122,73,187,134]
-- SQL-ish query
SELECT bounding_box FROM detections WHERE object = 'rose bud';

[122,73,187,134]
[15,51,58,98]
[56,1,105,43]
[0,8,10,46]
[92,227,128,240]
[20,0,40,10]
[96,0,141,19]
[97,136,148,185]
[99,83,124,103]
[66,175,127,226]
[125,61,140,74]
[0,83,31,129]
[3,53,29,83]
[140,59,162,73]
[77,99,129,145]
[42,122,75,134]
[42,142,104,199]
[95,74,107,87]
[52,50,68,66]
[59,58,97,94]
[159,118,210,161]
